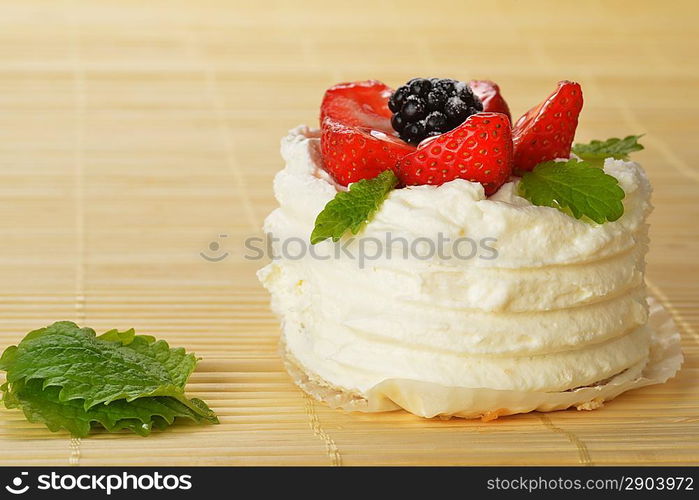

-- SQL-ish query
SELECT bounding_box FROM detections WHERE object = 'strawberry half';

[321,118,416,186]
[469,80,511,121]
[320,80,394,133]
[512,80,583,172]
[397,113,513,195]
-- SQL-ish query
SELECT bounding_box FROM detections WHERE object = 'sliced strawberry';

[397,113,513,195]
[320,80,394,133]
[512,80,583,172]
[321,118,416,186]
[469,80,511,121]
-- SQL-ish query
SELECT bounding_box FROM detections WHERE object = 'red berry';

[469,80,511,122]
[512,81,583,172]
[397,113,513,195]
[320,80,394,133]
[321,118,416,186]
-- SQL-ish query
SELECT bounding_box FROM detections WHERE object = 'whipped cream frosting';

[258,126,654,395]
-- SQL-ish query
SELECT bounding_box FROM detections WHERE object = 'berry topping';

[401,95,427,121]
[469,80,511,121]
[321,118,416,186]
[320,80,394,133]
[388,78,483,144]
[512,80,583,171]
[397,112,513,195]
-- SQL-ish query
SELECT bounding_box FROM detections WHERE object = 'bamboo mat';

[0,0,697,466]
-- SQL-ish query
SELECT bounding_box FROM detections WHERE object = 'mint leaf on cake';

[311,169,399,244]
[0,321,218,437]
[518,159,625,223]
[572,135,644,166]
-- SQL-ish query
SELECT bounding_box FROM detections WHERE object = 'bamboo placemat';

[0,0,697,465]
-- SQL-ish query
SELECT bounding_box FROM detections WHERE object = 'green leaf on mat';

[0,321,217,437]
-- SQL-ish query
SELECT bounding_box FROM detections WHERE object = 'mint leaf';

[311,170,399,244]
[572,135,644,166]
[2,380,217,438]
[0,322,218,436]
[3,321,198,409]
[518,159,625,223]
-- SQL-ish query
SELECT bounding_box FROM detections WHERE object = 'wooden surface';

[0,0,697,466]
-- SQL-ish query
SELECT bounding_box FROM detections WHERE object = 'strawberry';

[397,113,513,195]
[512,80,583,171]
[320,80,394,133]
[321,117,416,186]
[469,80,511,122]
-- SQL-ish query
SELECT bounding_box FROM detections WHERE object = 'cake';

[258,78,683,419]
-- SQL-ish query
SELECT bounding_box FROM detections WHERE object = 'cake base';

[281,297,683,420]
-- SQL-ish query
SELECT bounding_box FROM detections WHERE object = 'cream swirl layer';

[258,126,653,393]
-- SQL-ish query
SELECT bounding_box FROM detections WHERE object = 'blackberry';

[388,78,483,144]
